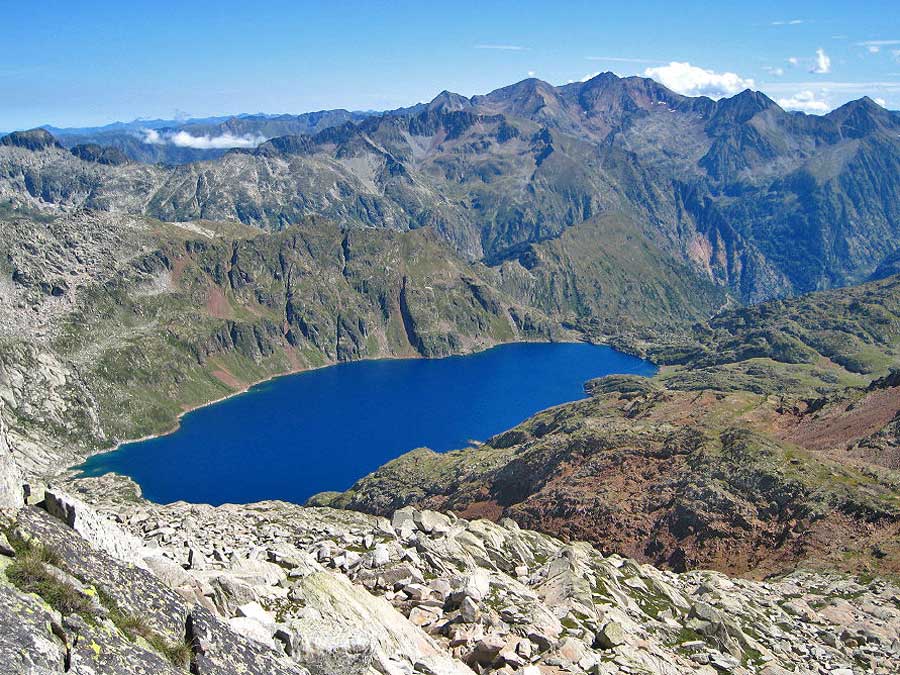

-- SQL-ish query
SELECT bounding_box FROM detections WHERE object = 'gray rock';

[0,531,14,557]
[471,634,506,666]
[595,620,625,649]
[0,405,25,511]
[414,509,452,535]
[236,601,277,632]
[42,487,148,567]
[372,543,391,566]
[392,507,418,532]
[460,596,481,623]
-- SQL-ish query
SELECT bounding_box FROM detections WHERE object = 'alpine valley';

[1,70,899,675]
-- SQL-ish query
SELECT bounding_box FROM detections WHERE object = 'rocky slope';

[2,480,898,674]
[318,275,900,578]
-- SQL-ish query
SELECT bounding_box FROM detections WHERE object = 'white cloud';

[142,129,164,145]
[764,66,785,76]
[580,72,601,82]
[169,131,265,149]
[868,45,881,53]
[811,48,831,74]
[771,19,805,26]
[527,70,536,77]
[474,44,527,51]
[894,49,900,62]
[874,97,887,107]
[788,57,800,65]
[643,62,754,98]
[776,90,830,114]
[141,129,266,149]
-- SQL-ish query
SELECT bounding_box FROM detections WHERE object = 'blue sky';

[2,0,899,130]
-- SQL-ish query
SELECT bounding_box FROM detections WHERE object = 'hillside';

[0,210,570,476]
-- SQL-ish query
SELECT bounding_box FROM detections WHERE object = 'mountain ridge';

[3,71,897,307]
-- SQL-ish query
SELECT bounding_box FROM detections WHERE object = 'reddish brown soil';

[205,287,232,319]
[169,256,189,286]
[780,386,900,455]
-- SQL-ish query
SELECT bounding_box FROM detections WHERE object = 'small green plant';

[5,538,93,618]
[146,634,193,670]
[96,588,193,670]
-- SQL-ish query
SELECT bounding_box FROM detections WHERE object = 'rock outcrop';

[0,402,24,510]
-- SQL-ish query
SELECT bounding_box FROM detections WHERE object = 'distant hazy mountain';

[42,110,378,164]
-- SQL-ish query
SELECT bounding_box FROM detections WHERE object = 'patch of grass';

[630,585,672,620]
[5,537,94,618]
[146,633,193,670]
[97,588,193,670]
[670,625,705,648]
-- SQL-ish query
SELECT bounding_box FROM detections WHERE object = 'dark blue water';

[77,342,655,505]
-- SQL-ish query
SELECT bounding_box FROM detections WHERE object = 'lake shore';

[73,341,654,506]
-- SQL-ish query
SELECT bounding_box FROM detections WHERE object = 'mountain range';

[3,72,899,316]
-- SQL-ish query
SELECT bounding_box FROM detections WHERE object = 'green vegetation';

[96,588,193,669]
[1,526,193,670]
[4,531,94,618]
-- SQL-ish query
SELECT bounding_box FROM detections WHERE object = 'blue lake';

[77,342,655,505]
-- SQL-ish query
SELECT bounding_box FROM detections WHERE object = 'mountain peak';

[427,90,471,112]
[826,96,896,136]
[474,78,562,116]
[581,71,620,86]
[709,89,779,126]
[1,128,62,151]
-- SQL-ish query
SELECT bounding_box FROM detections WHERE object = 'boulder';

[392,507,418,532]
[595,620,626,649]
[470,634,506,666]
[43,488,148,567]
[290,571,472,675]
[209,573,260,616]
[414,509,452,535]
[460,596,481,623]
[228,616,276,648]
[228,556,287,586]
[236,601,277,632]
[143,553,194,589]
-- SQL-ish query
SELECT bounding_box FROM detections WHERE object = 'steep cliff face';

[0,211,562,474]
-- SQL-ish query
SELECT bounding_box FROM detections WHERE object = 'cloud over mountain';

[643,61,754,98]
[777,90,830,113]
[141,129,266,149]
[811,48,831,74]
